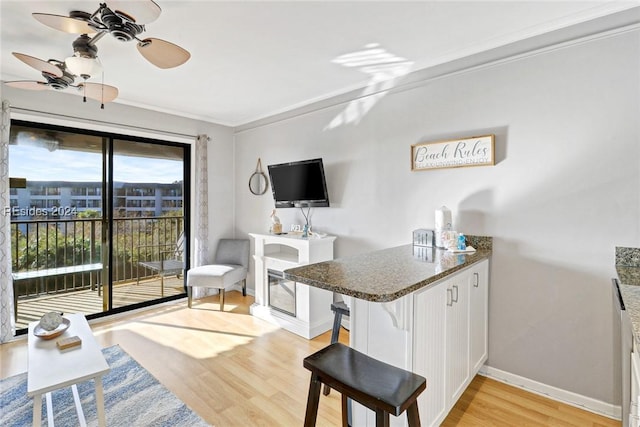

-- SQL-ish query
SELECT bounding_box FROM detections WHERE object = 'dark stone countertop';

[616,247,640,347]
[284,236,492,302]
[617,266,640,287]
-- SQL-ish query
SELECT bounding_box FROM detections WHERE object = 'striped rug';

[0,345,211,426]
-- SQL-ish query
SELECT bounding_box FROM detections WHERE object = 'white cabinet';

[445,270,471,405]
[413,259,489,427]
[631,341,640,427]
[351,258,490,427]
[249,233,336,339]
[413,282,447,425]
[469,260,489,374]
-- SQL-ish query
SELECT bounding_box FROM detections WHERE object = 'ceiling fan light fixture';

[65,55,102,79]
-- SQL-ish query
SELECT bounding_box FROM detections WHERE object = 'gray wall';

[1,85,236,263]
[234,29,640,405]
[2,16,638,408]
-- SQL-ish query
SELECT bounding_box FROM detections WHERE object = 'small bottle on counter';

[457,233,466,251]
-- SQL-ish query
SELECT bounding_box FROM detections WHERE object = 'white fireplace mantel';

[249,233,336,339]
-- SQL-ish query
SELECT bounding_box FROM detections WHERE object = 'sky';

[9,145,183,184]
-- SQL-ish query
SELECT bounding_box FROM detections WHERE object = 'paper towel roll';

[435,206,452,248]
[435,206,452,230]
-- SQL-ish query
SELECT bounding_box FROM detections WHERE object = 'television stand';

[249,233,336,339]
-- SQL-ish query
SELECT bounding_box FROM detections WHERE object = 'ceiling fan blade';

[77,83,119,103]
[136,38,190,69]
[12,53,63,77]
[32,13,97,34]
[5,81,50,91]
[107,0,161,24]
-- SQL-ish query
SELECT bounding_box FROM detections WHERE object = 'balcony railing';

[11,216,184,301]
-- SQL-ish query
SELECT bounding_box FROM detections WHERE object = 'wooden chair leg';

[375,409,390,427]
[341,394,349,427]
[406,401,421,427]
[304,374,322,427]
[331,312,344,343]
[323,310,344,396]
[219,288,225,311]
[187,287,192,308]
[322,384,331,396]
[242,279,247,296]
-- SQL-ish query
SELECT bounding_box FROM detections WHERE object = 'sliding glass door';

[8,121,189,332]
[111,139,185,309]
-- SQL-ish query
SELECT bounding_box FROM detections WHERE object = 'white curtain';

[192,134,211,299]
[0,101,15,341]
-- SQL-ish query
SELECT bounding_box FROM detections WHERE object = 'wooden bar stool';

[303,343,426,427]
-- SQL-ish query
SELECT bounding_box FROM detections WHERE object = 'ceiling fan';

[31,0,191,69]
[6,52,119,108]
[4,1,190,107]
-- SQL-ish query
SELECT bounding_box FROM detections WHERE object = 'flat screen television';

[268,158,330,208]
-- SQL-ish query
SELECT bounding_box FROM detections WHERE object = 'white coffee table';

[27,313,110,427]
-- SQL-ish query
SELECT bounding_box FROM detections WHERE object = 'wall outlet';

[290,224,302,232]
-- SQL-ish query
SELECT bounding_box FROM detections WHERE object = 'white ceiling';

[1,1,637,127]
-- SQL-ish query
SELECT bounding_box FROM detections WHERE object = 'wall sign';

[411,134,495,171]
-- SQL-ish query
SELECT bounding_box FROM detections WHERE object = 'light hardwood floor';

[1,291,620,426]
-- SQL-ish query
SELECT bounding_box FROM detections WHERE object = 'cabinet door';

[469,260,489,374]
[631,345,640,426]
[445,271,470,405]
[413,282,447,427]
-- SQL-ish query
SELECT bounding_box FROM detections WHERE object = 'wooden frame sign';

[411,134,495,171]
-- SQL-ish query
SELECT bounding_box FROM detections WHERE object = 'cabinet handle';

[452,285,459,303]
[473,272,479,288]
[447,288,453,306]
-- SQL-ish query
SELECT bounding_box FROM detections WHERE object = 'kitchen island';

[285,236,492,427]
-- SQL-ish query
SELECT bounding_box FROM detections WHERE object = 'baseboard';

[479,365,621,420]
[228,283,255,297]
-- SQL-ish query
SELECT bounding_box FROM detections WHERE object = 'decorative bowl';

[34,318,70,340]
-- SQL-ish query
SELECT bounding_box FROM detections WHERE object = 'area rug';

[0,345,211,426]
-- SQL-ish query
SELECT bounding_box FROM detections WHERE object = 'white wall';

[1,85,236,262]
[234,29,640,406]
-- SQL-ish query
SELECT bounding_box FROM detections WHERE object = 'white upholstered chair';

[186,239,249,311]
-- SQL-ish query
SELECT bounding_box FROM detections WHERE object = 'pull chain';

[100,71,105,109]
